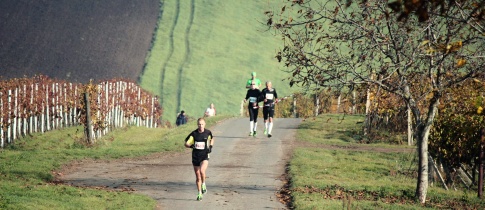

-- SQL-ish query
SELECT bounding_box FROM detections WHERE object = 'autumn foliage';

[429,78,485,169]
[0,75,162,147]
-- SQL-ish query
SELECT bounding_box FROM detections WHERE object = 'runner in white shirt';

[204,103,216,117]
[261,81,278,137]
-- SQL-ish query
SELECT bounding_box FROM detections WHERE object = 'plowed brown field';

[0,0,159,83]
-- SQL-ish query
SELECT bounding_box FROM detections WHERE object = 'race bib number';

[265,93,274,100]
[249,97,257,103]
[195,142,206,150]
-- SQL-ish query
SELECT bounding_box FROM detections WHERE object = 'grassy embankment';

[139,0,297,123]
[290,114,485,209]
[0,115,228,209]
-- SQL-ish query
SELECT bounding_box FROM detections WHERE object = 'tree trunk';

[479,129,484,198]
[365,85,371,115]
[337,94,341,113]
[352,90,356,114]
[415,123,429,203]
[413,96,440,204]
[363,84,372,135]
[315,94,320,116]
[407,105,413,146]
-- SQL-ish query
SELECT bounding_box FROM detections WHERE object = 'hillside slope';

[140,0,298,122]
[0,0,159,83]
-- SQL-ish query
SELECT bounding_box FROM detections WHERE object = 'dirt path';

[58,118,302,209]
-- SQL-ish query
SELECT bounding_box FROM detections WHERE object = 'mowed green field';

[140,0,298,123]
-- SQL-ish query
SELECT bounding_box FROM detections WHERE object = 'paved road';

[61,118,301,209]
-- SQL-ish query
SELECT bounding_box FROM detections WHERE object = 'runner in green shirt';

[246,72,262,89]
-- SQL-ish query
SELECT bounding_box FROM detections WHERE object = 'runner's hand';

[209,145,213,153]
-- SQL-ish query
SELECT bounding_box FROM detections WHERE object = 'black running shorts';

[192,151,209,166]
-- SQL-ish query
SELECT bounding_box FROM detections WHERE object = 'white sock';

[265,122,268,130]
[198,191,202,194]
[202,182,205,185]
[250,121,254,132]
[254,122,257,131]
[268,122,273,134]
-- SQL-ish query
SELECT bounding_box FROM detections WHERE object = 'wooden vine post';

[479,128,484,198]
[314,94,319,117]
[240,100,244,116]
[84,92,92,144]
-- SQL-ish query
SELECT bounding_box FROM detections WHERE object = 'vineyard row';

[0,76,162,148]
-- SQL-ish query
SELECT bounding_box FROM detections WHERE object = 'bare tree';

[266,0,485,204]
[385,0,485,22]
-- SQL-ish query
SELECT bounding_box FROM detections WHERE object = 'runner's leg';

[268,107,275,136]
[200,160,209,193]
[253,108,258,133]
[248,107,255,135]
[268,119,273,134]
[194,166,202,192]
[263,108,269,134]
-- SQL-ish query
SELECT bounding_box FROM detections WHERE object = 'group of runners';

[244,71,278,137]
[183,71,278,201]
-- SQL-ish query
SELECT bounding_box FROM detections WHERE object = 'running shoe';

[197,193,203,201]
[264,129,268,135]
[249,132,253,136]
[268,133,272,138]
[202,183,207,194]
[253,131,257,136]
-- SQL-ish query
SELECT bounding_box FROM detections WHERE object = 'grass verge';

[287,114,485,209]
[0,115,229,209]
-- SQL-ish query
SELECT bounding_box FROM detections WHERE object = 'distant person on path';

[184,118,214,201]
[244,82,262,136]
[176,110,187,126]
[246,72,262,89]
[261,81,278,138]
[204,103,216,117]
